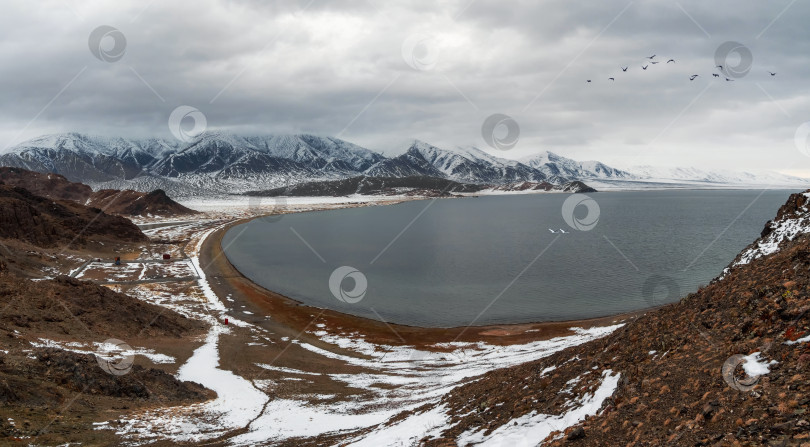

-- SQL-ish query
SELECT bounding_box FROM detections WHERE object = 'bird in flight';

[558,229,568,234]
[650,61,660,64]
[642,65,648,70]
[689,74,699,81]
[586,79,592,83]
[768,71,777,76]
[621,66,628,72]
[549,229,557,233]
[646,54,656,59]
[667,59,675,63]
[608,77,614,81]
[712,73,720,77]
[725,77,734,81]
[716,65,723,70]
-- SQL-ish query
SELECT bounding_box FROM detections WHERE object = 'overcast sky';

[1,0,809,174]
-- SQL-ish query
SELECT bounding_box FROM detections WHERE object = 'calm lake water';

[222,190,792,327]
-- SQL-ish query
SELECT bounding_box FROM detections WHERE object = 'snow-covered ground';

[731,192,810,268]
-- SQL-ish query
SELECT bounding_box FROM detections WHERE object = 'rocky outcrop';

[0,167,196,217]
[0,167,93,202]
[87,189,197,216]
[0,184,147,247]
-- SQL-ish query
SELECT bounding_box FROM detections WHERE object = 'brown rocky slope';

[0,183,147,248]
[381,190,810,446]
[87,188,197,217]
[0,167,196,217]
[0,272,211,443]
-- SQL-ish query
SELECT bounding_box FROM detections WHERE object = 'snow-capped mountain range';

[0,132,806,197]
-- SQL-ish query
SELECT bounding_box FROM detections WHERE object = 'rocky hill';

[0,183,147,248]
[0,274,212,442]
[0,167,196,217]
[87,188,197,216]
[0,167,93,202]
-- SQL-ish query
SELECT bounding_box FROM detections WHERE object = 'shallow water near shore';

[222,190,793,327]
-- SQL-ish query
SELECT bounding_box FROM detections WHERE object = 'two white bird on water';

[549,229,567,234]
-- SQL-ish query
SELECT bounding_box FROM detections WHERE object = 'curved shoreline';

[201,208,650,347]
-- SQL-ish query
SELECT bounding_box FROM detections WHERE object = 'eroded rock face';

[761,189,810,238]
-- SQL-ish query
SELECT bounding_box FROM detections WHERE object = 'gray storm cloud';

[0,0,808,173]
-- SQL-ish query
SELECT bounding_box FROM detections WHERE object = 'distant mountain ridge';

[1,132,806,197]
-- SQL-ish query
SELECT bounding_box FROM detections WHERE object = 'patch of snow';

[741,352,777,376]
[734,204,810,267]
[345,404,449,447]
[457,370,620,446]
[785,334,810,345]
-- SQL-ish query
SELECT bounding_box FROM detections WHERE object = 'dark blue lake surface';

[222,190,792,327]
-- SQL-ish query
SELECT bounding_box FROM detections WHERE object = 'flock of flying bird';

[585,53,778,83]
